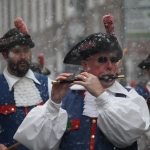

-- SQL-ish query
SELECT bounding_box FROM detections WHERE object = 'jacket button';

[5,110,8,114]
[75,125,79,128]
[11,108,14,111]
[92,119,96,123]
[91,135,95,138]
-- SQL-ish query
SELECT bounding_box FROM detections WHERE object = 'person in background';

[134,54,150,150]
[38,53,51,76]
[30,62,43,74]
[30,54,51,76]
[135,54,150,101]
[30,62,51,76]
[0,18,52,150]
[14,32,149,150]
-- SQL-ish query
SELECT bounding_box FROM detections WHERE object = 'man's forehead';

[14,45,30,48]
[10,45,30,50]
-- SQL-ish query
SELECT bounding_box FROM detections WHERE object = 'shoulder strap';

[115,87,131,98]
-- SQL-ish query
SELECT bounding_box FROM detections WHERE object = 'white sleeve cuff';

[94,91,110,108]
[45,99,62,118]
[50,99,62,109]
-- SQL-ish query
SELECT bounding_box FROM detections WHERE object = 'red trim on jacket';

[0,105,16,115]
[82,90,86,98]
[144,85,150,95]
[66,120,80,132]
[82,90,97,150]
[0,101,45,115]
[90,118,97,150]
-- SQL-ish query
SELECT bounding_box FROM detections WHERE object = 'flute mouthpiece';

[117,75,125,79]
[51,80,60,84]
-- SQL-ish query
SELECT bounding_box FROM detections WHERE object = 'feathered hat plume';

[102,14,115,36]
[14,18,28,34]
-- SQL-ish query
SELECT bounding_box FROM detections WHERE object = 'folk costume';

[0,18,51,149]
[14,33,149,150]
[0,69,51,149]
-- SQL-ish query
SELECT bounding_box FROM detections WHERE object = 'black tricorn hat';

[63,32,122,65]
[138,55,150,69]
[0,18,34,52]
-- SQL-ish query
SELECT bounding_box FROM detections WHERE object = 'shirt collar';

[105,81,132,97]
[3,68,41,91]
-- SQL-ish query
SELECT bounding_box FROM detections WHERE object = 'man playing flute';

[14,32,149,150]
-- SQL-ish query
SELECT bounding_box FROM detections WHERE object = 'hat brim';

[138,55,150,69]
[138,61,150,69]
[63,47,82,65]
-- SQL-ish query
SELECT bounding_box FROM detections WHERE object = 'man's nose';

[105,59,113,69]
[20,51,26,58]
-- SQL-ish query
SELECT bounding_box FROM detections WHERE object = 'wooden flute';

[52,75,125,84]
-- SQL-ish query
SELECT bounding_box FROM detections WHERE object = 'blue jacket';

[135,86,149,100]
[0,72,49,150]
[60,89,137,150]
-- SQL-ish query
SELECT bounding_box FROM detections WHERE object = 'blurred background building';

[0,0,149,85]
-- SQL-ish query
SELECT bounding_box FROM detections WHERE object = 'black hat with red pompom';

[0,18,35,52]
[63,32,122,65]
[63,15,122,65]
[138,55,150,69]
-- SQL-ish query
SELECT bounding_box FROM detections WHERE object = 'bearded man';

[0,18,52,150]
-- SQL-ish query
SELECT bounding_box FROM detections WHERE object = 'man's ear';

[2,52,8,60]
[81,60,88,72]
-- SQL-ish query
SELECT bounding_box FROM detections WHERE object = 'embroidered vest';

[0,72,49,150]
[60,89,137,150]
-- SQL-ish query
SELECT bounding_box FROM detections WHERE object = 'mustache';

[100,71,115,77]
[17,59,30,65]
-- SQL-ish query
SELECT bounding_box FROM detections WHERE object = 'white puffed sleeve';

[94,89,149,148]
[14,100,68,150]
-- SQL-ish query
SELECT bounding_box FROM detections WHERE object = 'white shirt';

[14,81,150,150]
[3,68,52,106]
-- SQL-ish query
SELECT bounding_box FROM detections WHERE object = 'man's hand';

[0,144,7,150]
[74,72,105,97]
[51,73,73,104]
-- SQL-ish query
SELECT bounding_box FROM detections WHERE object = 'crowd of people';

[0,18,150,150]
